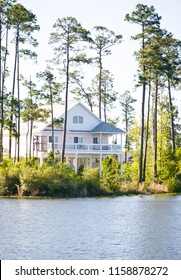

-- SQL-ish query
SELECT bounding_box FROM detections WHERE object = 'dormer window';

[73,115,83,124]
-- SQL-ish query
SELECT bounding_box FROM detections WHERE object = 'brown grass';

[120,181,168,195]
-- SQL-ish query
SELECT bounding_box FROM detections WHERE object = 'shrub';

[100,155,121,194]
[20,162,77,196]
[0,159,20,195]
[20,166,48,195]
[165,178,181,193]
[47,163,77,196]
[78,167,100,196]
[0,172,6,195]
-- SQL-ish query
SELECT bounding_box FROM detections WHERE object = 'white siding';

[66,103,101,131]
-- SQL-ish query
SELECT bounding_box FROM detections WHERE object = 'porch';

[45,143,123,176]
[47,143,122,153]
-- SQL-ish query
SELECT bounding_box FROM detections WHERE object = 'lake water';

[0,195,181,260]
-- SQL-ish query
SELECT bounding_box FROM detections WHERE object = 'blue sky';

[17,0,181,121]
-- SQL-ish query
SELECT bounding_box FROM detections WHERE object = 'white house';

[3,102,125,174]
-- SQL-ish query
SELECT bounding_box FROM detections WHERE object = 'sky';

[17,0,181,124]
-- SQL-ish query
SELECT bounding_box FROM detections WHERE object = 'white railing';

[47,143,122,153]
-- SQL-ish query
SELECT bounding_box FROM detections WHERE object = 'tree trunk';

[168,79,176,153]
[103,101,107,122]
[17,40,20,162]
[139,80,146,183]
[153,77,158,178]
[50,84,54,158]
[29,79,33,159]
[98,48,102,119]
[0,17,3,162]
[2,26,9,96]
[29,119,33,158]
[1,26,9,160]
[9,27,19,158]
[142,80,151,182]
[26,121,29,163]
[138,26,146,183]
[62,42,70,163]
[125,109,128,163]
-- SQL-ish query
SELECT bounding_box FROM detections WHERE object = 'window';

[73,115,83,124]
[74,137,84,143]
[49,135,59,143]
[48,135,60,149]
[93,137,100,144]
[33,136,47,152]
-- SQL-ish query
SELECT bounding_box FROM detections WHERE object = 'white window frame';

[73,115,84,124]
[74,136,84,144]
[93,137,100,144]
[48,135,60,149]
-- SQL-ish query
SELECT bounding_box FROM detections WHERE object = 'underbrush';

[0,156,181,197]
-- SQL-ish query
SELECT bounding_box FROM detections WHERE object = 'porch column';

[40,152,43,166]
[120,133,123,177]
[119,152,123,177]
[99,133,102,177]
[99,133,102,145]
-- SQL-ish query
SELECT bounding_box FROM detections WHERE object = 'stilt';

[75,152,78,173]
[119,153,123,177]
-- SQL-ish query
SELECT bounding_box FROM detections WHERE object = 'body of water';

[0,195,181,259]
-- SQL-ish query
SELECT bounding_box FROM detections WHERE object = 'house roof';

[91,122,125,134]
[19,101,124,134]
[60,101,101,123]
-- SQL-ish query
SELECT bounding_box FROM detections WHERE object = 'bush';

[20,166,48,195]
[47,163,77,196]
[20,162,77,196]
[165,178,181,193]
[0,172,6,195]
[77,167,100,196]
[0,159,20,195]
[100,155,121,194]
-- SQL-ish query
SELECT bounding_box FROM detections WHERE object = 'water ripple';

[0,195,181,259]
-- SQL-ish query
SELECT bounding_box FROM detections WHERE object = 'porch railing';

[47,143,122,153]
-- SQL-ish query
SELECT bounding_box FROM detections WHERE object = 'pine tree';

[125,4,161,182]
[49,16,92,162]
[37,68,62,158]
[0,0,16,162]
[7,2,39,160]
[90,26,122,119]
[119,90,136,163]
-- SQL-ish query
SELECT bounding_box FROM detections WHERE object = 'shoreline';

[0,192,180,199]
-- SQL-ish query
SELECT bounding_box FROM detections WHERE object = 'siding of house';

[66,103,101,131]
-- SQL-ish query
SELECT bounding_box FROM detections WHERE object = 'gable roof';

[60,101,101,123]
[91,122,125,134]
[20,101,124,134]
[34,101,101,132]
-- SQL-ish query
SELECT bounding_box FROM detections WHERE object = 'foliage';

[100,155,121,194]
[49,16,92,162]
[0,154,181,197]
[0,158,20,195]
[90,26,122,119]
[120,90,136,162]
[77,167,100,196]
[122,161,139,183]
[20,161,77,196]
[1,3,181,195]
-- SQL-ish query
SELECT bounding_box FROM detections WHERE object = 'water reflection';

[0,195,181,259]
